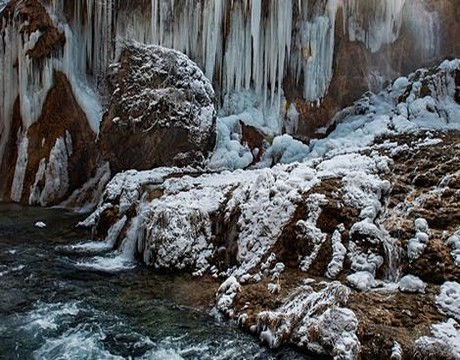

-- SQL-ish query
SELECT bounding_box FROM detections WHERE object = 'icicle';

[290,0,338,102]
[10,130,28,202]
[345,0,406,53]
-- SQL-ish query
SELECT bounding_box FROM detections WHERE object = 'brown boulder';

[99,42,217,173]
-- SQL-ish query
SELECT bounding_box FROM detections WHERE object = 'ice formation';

[35,0,437,111]
[398,275,426,294]
[436,282,460,321]
[28,135,73,206]
[0,22,52,187]
[79,58,460,358]
[446,230,460,267]
[251,282,360,359]
[415,319,460,359]
[345,0,406,53]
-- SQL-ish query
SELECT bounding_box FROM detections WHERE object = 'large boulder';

[99,42,217,173]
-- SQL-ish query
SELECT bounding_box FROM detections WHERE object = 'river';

[0,204,312,359]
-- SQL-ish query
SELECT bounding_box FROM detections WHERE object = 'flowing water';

[0,204,313,360]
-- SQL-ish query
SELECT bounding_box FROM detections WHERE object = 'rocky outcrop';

[99,42,216,173]
[294,0,460,136]
[25,71,98,205]
[0,0,100,206]
[82,60,460,359]
[1,70,98,206]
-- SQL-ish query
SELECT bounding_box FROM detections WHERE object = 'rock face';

[294,0,460,136]
[12,0,457,139]
[25,71,98,206]
[83,60,460,359]
[99,42,216,173]
[0,0,98,206]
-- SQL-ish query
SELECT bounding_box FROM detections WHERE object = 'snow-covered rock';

[99,42,216,173]
[347,271,376,292]
[436,282,460,320]
[81,59,460,360]
[255,282,359,359]
[399,275,426,294]
[414,319,460,359]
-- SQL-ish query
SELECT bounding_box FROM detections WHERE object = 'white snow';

[34,221,47,229]
[347,271,376,292]
[216,276,241,318]
[326,229,347,279]
[446,230,460,267]
[408,218,430,261]
[391,341,403,360]
[415,319,460,359]
[398,275,426,294]
[436,282,460,321]
[255,281,360,359]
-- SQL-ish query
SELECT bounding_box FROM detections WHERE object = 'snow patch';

[436,282,460,321]
[398,275,426,294]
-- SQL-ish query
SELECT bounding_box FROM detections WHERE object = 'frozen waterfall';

[45,0,435,108]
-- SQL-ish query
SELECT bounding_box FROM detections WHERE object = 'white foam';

[75,254,136,272]
[34,326,125,360]
[21,302,80,332]
[61,240,112,254]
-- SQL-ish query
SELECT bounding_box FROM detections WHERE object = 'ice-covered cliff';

[50,0,448,104]
[0,0,459,205]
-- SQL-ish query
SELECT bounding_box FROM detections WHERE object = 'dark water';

[0,204,312,359]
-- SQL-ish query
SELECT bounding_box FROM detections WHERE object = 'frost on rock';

[391,341,403,360]
[298,193,328,272]
[446,230,460,267]
[398,275,426,294]
[216,276,241,318]
[414,319,460,359]
[347,271,376,292]
[408,218,430,261]
[436,282,460,321]
[311,59,460,160]
[99,42,216,173]
[255,282,360,359]
[326,230,347,279]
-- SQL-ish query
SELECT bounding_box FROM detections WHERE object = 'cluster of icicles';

[49,0,412,107]
[0,0,439,158]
